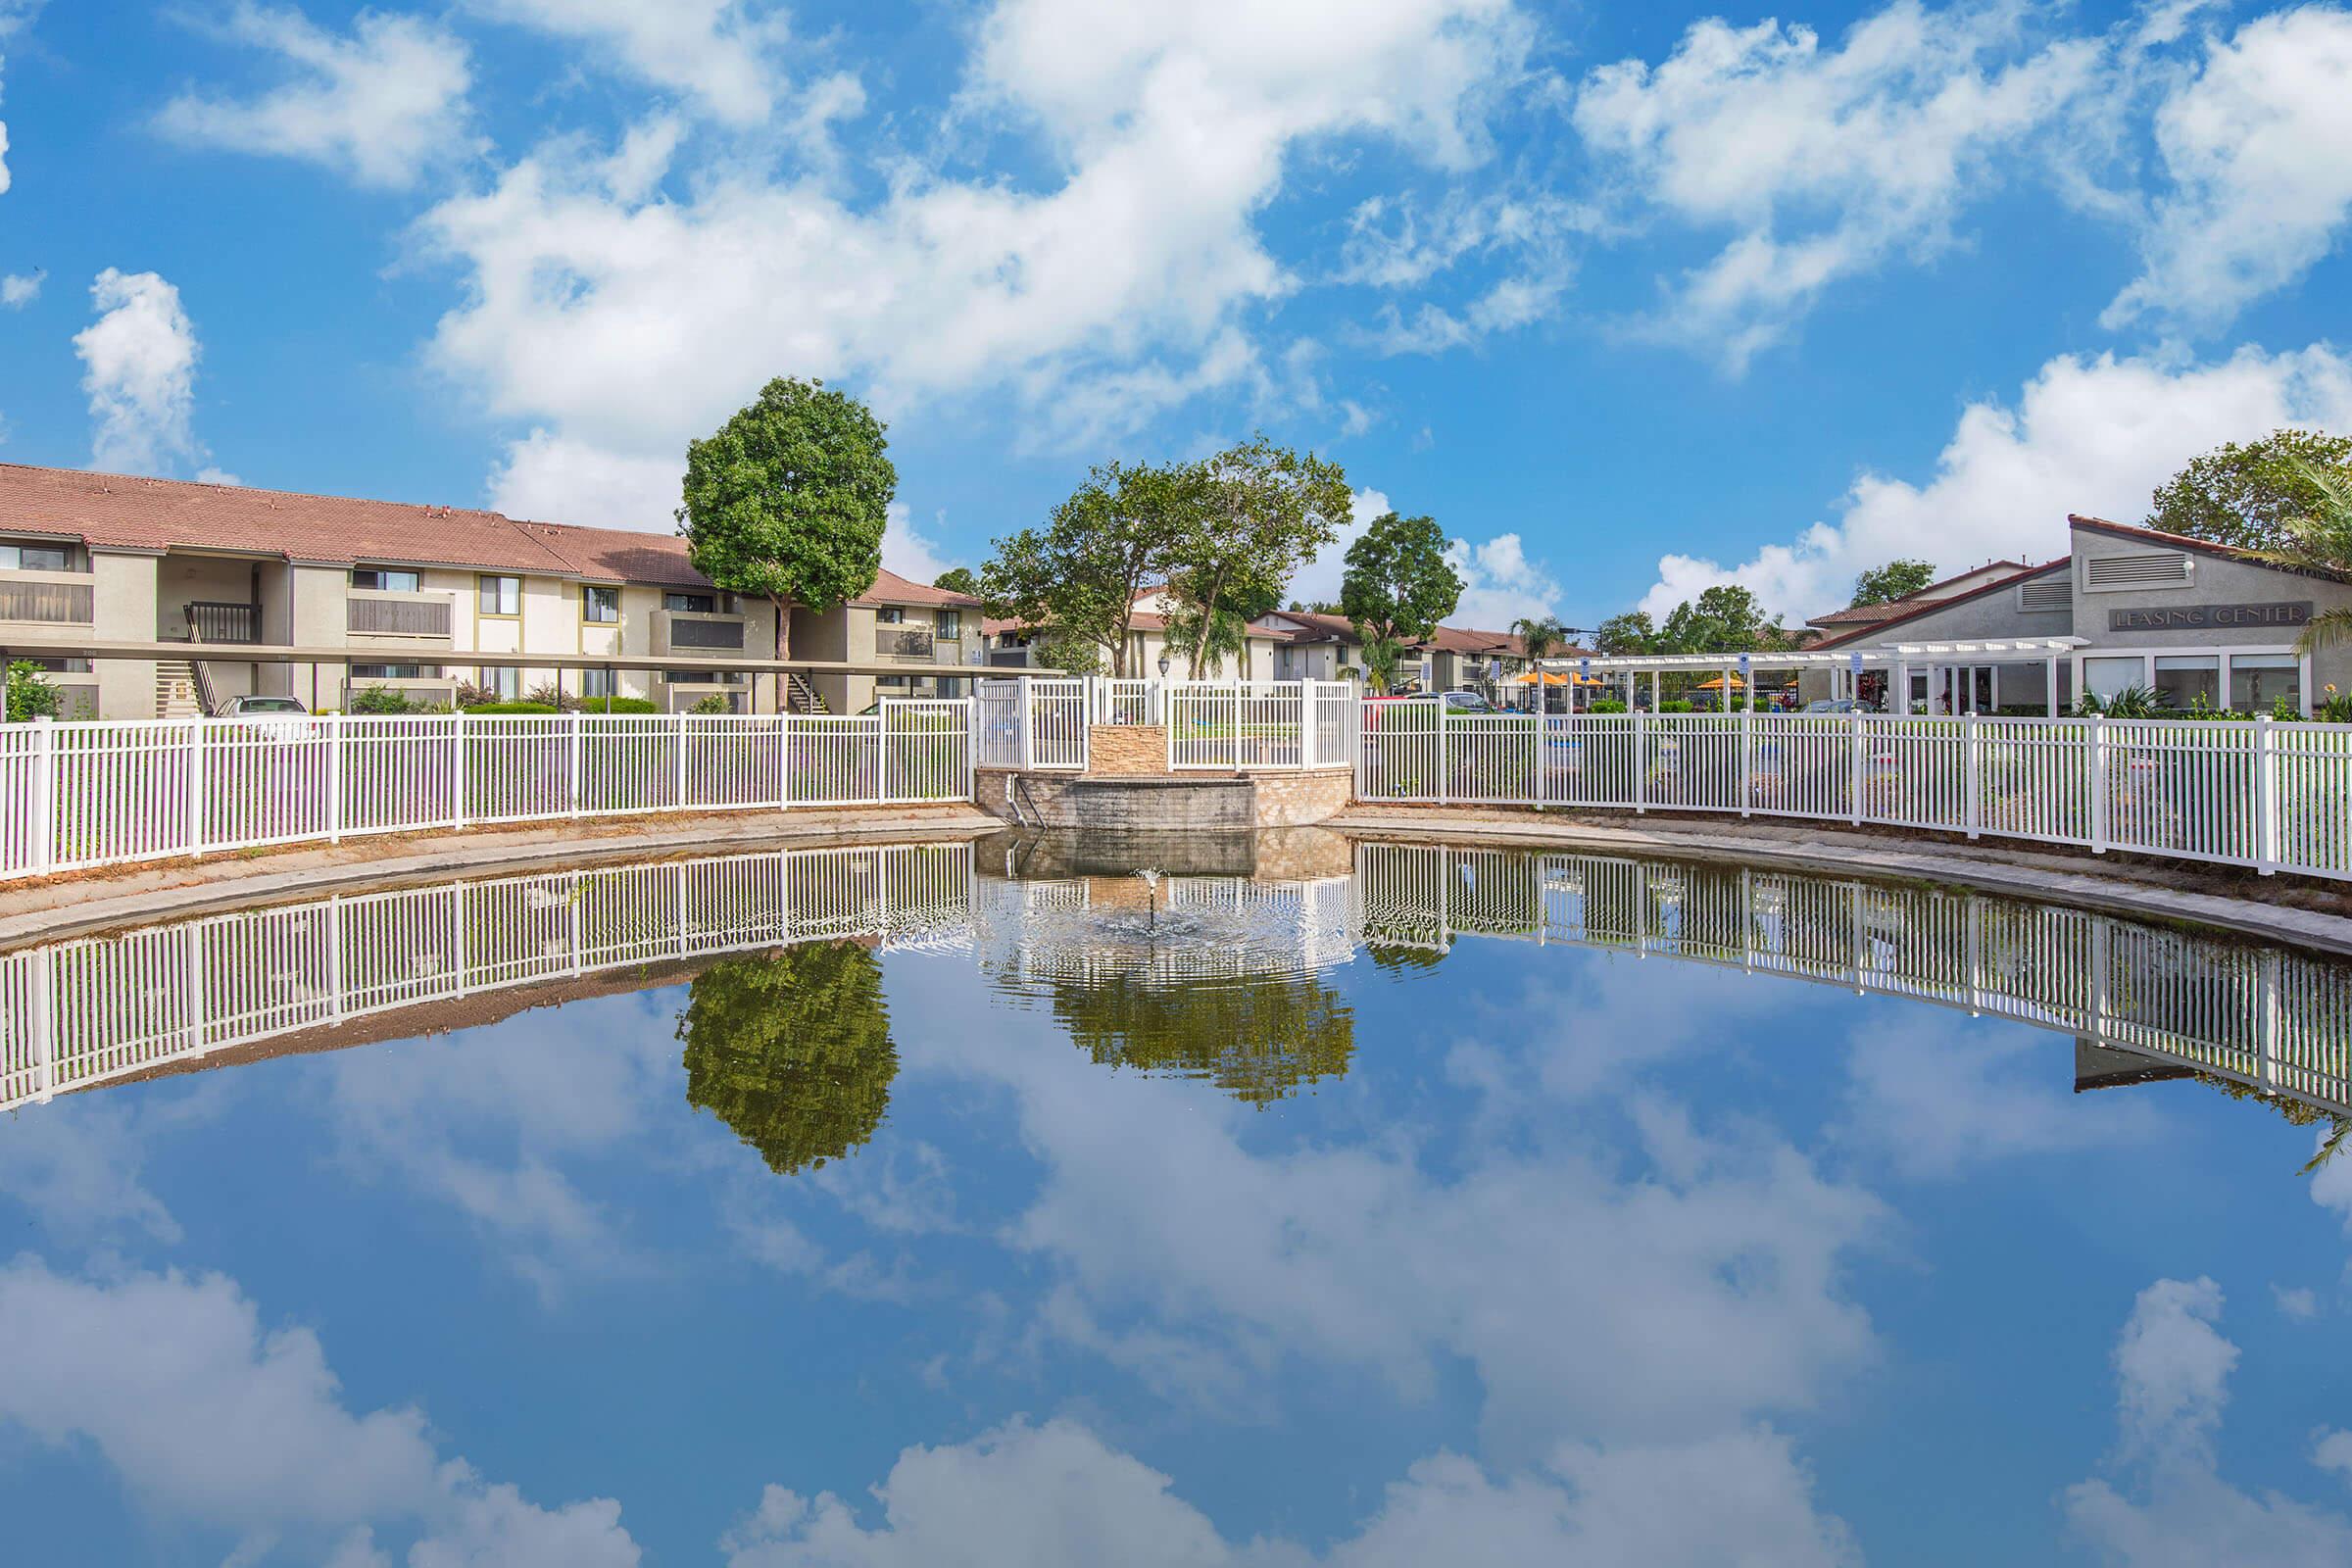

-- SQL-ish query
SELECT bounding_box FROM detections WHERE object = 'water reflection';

[4,832,2350,1144]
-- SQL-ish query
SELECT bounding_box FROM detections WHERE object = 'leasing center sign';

[2109,601,2312,632]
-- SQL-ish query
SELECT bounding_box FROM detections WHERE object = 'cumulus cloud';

[2062,1277,2352,1564]
[419,0,1532,525]
[2104,7,2352,333]
[74,268,215,476]
[0,1098,186,1246]
[2,267,41,306]
[466,0,808,128]
[1637,342,2352,623]
[881,501,962,586]
[1573,0,2102,369]
[1285,488,1565,629]
[489,427,680,527]
[719,1416,1856,1568]
[0,0,38,196]
[1342,189,1590,357]
[0,1258,639,1563]
[156,4,477,190]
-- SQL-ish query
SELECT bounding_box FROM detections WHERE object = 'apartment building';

[0,463,968,718]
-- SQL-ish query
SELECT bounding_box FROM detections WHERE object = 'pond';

[2,828,2348,1565]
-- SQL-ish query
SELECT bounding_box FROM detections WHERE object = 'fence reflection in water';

[4,839,2349,1127]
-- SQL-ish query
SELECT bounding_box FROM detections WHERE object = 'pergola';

[1535,637,2089,715]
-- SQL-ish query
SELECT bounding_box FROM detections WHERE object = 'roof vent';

[2083,552,2189,590]
[2019,578,2072,612]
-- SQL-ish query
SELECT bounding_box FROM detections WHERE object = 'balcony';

[348,589,454,642]
[885,627,937,662]
[185,601,262,645]
[0,569,95,628]
[653,609,746,657]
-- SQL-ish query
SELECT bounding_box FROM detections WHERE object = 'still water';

[2,829,2349,1566]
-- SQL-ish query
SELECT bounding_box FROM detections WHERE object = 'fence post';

[1632,706,1646,814]
[1436,709,1449,807]
[1301,685,1318,771]
[1739,708,1752,818]
[450,711,467,830]
[2259,948,2282,1095]
[2088,715,2107,856]
[1963,713,1980,840]
[2255,714,2278,875]
[1848,711,1863,827]
[31,714,56,875]
[30,945,55,1103]
[674,711,689,809]
[569,711,584,818]
[1017,677,1035,771]
[186,717,207,858]
[1531,710,1545,810]
[327,712,344,844]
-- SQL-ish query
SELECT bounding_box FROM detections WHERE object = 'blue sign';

[1848,652,1863,676]
[1579,659,1591,677]
[1737,653,1751,675]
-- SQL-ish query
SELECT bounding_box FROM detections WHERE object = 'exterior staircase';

[156,659,204,718]
[784,673,831,714]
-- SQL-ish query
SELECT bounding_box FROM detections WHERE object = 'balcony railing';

[348,590,454,639]
[185,601,262,644]
[0,571,95,626]
[887,628,937,662]
[651,609,746,657]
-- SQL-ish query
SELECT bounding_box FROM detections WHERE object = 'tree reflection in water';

[1047,970,1354,1106]
[678,942,898,1175]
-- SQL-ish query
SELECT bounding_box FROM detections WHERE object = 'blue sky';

[2,897,2350,1564]
[4,0,2352,630]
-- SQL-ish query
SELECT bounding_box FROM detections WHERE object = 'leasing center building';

[1799,514,2351,714]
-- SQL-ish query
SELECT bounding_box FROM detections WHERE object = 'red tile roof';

[856,567,982,609]
[1805,561,2031,627]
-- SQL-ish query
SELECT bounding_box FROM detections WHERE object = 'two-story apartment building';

[0,462,971,718]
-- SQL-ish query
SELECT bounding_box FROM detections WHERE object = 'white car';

[218,693,318,744]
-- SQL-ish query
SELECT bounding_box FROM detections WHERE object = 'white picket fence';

[1165,680,1357,770]
[0,842,975,1108]
[1355,709,2352,881]
[0,701,972,880]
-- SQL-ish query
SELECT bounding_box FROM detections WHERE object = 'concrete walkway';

[1333,805,2352,957]
[0,805,1004,948]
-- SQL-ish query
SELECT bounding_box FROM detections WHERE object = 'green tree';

[1163,436,1351,674]
[1509,614,1572,662]
[1658,585,1779,654]
[1049,971,1354,1106]
[932,565,980,597]
[2259,460,2352,654]
[678,376,896,662]
[678,943,897,1175]
[1850,559,1936,608]
[1592,611,1656,656]
[5,661,63,722]
[1340,511,1462,692]
[2148,429,2352,553]
[978,461,1191,677]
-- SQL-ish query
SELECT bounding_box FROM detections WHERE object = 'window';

[351,663,431,679]
[876,607,905,624]
[0,541,74,572]
[663,670,743,685]
[935,610,961,639]
[583,585,620,623]
[353,566,421,593]
[2084,656,2145,702]
[479,665,521,701]
[664,591,716,613]
[2229,654,2301,714]
[477,575,520,615]
[582,668,616,699]
[2152,656,2220,710]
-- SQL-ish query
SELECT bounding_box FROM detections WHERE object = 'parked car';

[220,695,310,717]
[218,693,318,745]
[1801,698,1868,714]
[1438,690,1494,713]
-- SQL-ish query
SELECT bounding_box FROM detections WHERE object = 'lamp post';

[1156,651,1171,678]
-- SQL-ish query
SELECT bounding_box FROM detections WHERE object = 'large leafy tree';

[678,377,895,662]
[2149,429,2352,552]
[931,565,980,597]
[1162,437,1350,674]
[1592,611,1657,655]
[978,461,1191,677]
[2260,460,2352,655]
[1658,585,1780,654]
[1050,971,1354,1107]
[1339,511,1462,691]
[678,943,897,1176]
[1850,559,1936,608]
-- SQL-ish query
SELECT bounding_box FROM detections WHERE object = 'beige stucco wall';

[91,552,159,717]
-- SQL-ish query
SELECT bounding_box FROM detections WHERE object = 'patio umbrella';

[1692,674,1747,691]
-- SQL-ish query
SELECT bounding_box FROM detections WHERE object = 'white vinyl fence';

[1356,710,2352,881]
[0,842,975,1109]
[0,701,972,880]
[1165,680,1356,770]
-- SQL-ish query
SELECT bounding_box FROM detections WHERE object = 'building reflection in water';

[4,834,2348,1162]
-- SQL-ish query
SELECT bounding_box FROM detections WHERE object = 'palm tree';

[2268,459,2352,654]
[1510,614,1572,712]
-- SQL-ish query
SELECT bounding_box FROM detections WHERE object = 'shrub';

[1657,699,1694,712]
[577,696,659,714]
[2318,685,2352,724]
[525,680,581,712]
[689,693,734,715]
[1587,698,1628,713]
[454,678,495,709]
[348,684,415,715]
[5,661,63,722]
[462,701,563,715]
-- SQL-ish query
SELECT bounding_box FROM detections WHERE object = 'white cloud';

[1573,2,2101,369]
[0,1258,640,1563]
[881,501,961,585]
[2273,1283,2322,1321]
[156,4,477,191]
[489,427,680,526]
[0,1098,184,1245]
[719,1417,1856,1568]
[2105,7,2352,333]
[466,0,801,128]
[3,267,42,306]
[1286,488,1564,628]
[0,1,39,197]
[418,0,1532,524]
[74,267,214,476]
[1637,342,2352,623]
[2062,1276,2352,1565]
[1341,189,1589,357]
